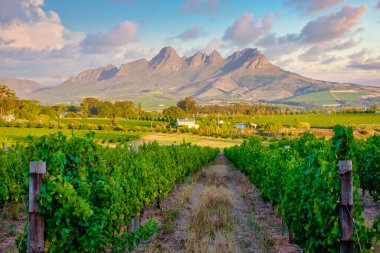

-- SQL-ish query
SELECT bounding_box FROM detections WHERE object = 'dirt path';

[136,153,300,253]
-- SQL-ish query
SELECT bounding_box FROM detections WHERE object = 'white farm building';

[176,118,199,129]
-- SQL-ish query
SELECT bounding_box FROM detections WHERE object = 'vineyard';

[0,127,142,147]
[0,126,379,252]
[0,132,218,252]
[225,127,379,251]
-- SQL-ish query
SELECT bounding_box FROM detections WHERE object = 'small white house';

[176,118,199,129]
[250,123,257,129]
[1,115,15,122]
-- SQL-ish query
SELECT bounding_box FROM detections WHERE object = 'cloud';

[256,5,367,60]
[349,62,380,70]
[0,0,83,51]
[222,13,273,47]
[179,0,219,14]
[80,21,138,54]
[275,58,295,67]
[321,56,341,65]
[327,39,358,51]
[288,0,343,14]
[377,1,380,10]
[183,38,221,56]
[0,0,24,23]
[298,46,324,62]
[298,5,367,43]
[348,49,380,70]
[177,26,205,41]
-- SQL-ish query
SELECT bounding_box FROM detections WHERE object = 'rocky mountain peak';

[225,48,270,72]
[206,50,223,64]
[67,64,118,84]
[149,46,185,71]
[228,48,262,61]
[186,52,206,68]
[117,58,149,76]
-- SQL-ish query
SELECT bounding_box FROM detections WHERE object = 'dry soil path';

[136,152,300,253]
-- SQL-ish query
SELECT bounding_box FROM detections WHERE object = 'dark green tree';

[177,97,197,114]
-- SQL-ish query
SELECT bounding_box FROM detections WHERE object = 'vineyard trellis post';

[339,160,353,253]
[27,162,46,253]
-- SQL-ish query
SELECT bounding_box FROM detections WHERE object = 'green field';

[0,127,142,146]
[249,113,380,128]
[129,93,177,111]
[285,90,370,105]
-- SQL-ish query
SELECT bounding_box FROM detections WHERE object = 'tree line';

[1,85,379,122]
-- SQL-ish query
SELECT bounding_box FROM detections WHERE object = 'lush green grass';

[0,127,141,146]
[250,113,380,128]
[285,90,370,105]
[129,93,177,111]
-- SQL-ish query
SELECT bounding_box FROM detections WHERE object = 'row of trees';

[1,84,379,122]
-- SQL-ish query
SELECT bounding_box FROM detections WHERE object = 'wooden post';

[339,160,353,253]
[139,207,145,225]
[28,162,46,253]
[3,143,7,151]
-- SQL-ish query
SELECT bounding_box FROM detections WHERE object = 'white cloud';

[183,38,221,56]
[222,13,273,47]
[288,0,343,14]
[80,21,139,54]
[177,26,205,41]
[256,5,367,60]
[0,0,83,51]
[298,5,367,43]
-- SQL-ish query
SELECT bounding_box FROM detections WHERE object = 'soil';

[0,153,377,252]
[0,204,26,253]
[135,153,301,253]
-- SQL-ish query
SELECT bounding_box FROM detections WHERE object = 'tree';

[0,85,17,115]
[81,98,100,117]
[14,100,41,120]
[177,97,197,114]
[163,106,187,119]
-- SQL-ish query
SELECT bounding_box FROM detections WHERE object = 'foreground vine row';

[0,132,219,252]
[225,128,379,252]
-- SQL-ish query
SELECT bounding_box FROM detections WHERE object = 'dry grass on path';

[135,153,301,253]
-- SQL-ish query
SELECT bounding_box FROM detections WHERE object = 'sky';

[0,0,379,87]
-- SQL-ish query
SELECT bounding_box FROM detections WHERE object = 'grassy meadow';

[248,113,380,128]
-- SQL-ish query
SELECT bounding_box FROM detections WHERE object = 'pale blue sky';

[0,0,379,86]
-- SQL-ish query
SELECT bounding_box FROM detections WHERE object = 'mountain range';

[2,46,380,108]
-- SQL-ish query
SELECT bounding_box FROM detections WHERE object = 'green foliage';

[225,132,377,252]
[0,147,28,206]
[162,106,187,119]
[331,125,354,160]
[177,97,197,114]
[7,132,217,252]
[0,85,17,116]
[0,127,142,146]
[354,135,380,200]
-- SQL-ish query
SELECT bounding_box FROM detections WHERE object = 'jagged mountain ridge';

[25,46,380,105]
